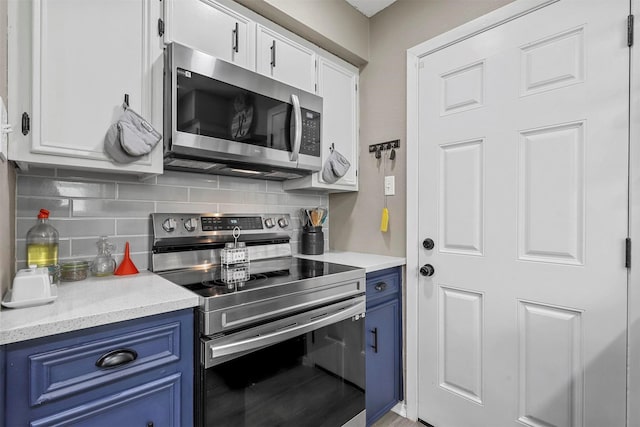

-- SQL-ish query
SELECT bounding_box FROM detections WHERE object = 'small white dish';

[1,285,58,309]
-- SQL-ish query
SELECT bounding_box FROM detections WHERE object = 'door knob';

[420,264,435,277]
[423,238,435,250]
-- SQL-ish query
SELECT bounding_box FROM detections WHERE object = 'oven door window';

[177,68,293,152]
[199,316,365,426]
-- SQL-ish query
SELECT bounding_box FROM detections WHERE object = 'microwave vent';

[165,158,221,171]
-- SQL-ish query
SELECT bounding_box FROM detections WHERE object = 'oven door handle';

[290,93,302,163]
[204,299,365,368]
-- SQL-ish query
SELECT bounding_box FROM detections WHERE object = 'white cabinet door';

[8,0,163,175]
[256,25,316,93]
[164,0,254,70]
[316,58,358,187]
[284,57,359,192]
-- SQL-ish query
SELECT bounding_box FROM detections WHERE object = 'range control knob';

[264,218,276,228]
[277,217,289,228]
[162,218,177,232]
[184,217,199,232]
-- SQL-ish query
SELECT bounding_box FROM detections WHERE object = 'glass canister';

[60,261,90,281]
[91,236,116,277]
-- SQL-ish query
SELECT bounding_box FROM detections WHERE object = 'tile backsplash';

[16,168,328,270]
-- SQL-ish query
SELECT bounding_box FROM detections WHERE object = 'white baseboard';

[391,401,407,418]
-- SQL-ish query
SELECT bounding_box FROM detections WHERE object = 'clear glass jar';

[91,236,116,276]
[60,261,89,281]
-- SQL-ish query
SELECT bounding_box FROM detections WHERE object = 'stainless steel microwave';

[163,43,323,180]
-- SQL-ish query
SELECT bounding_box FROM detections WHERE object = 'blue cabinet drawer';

[366,267,401,306]
[27,321,181,406]
[4,309,193,427]
[30,374,182,427]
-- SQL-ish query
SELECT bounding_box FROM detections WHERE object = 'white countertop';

[296,251,405,273]
[0,270,199,346]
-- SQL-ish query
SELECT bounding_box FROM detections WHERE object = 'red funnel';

[115,242,139,275]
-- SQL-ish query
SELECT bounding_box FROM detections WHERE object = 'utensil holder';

[301,226,324,255]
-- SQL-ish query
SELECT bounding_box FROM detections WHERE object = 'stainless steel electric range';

[150,213,367,427]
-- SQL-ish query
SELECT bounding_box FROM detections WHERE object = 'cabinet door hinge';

[158,18,165,37]
[626,237,632,268]
[629,14,634,47]
[21,112,30,136]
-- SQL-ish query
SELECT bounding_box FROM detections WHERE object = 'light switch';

[384,175,395,196]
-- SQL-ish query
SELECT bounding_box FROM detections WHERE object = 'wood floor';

[372,411,425,427]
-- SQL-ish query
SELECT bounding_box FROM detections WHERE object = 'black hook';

[330,142,335,153]
[375,147,381,159]
[124,94,130,108]
[389,148,396,160]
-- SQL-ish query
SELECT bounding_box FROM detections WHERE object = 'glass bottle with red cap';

[26,209,59,269]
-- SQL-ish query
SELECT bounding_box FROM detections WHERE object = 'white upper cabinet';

[8,0,163,175]
[163,0,255,69]
[284,57,359,192]
[256,25,316,93]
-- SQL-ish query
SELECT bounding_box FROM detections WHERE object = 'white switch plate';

[384,175,395,196]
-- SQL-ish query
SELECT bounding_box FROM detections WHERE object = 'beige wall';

[0,0,15,296]
[329,0,515,257]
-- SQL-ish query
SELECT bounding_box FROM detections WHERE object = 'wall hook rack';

[369,139,400,154]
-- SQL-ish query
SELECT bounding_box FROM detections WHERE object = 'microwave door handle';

[290,93,302,162]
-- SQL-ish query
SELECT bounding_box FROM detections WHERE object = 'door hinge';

[21,112,30,136]
[626,237,632,268]
[158,18,165,37]
[629,14,634,47]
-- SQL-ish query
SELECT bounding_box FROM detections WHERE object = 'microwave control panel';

[299,109,321,157]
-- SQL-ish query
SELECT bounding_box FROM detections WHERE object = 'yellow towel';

[380,207,389,232]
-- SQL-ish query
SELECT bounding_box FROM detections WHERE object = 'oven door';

[197,296,366,427]
[165,43,322,174]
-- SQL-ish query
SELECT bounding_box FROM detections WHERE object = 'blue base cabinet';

[3,309,193,427]
[365,267,402,426]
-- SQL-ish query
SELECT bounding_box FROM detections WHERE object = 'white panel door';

[417,1,629,426]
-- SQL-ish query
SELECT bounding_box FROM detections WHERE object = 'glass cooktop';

[160,257,363,298]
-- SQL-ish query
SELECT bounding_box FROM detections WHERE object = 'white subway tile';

[116,219,152,236]
[18,219,116,239]
[217,204,269,214]
[73,200,155,218]
[17,176,116,199]
[15,171,331,267]
[155,202,219,213]
[266,181,284,193]
[118,183,188,202]
[17,197,71,219]
[218,175,267,192]
[284,192,322,206]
